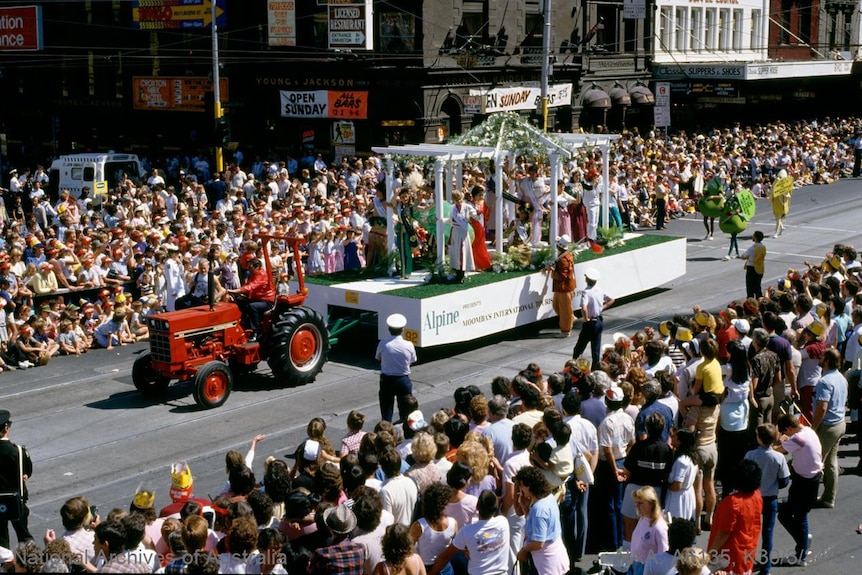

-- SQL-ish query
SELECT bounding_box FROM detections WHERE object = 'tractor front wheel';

[132,353,171,396]
[193,361,234,409]
[267,307,329,385]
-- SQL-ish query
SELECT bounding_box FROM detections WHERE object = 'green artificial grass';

[304,234,680,299]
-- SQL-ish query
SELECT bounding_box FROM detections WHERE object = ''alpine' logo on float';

[425,309,460,335]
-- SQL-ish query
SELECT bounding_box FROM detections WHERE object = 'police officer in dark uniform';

[0,409,33,548]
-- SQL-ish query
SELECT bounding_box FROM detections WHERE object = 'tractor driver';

[226,258,275,341]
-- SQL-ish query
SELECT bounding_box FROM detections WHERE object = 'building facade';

[653,0,858,128]
[0,0,860,173]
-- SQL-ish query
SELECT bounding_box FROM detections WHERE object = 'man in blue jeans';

[561,390,598,568]
[572,267,614,370]
[375,313,417,422]
[745,423,790,574]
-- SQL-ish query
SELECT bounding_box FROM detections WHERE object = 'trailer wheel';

[193,361,233,409]
[268,307,329,385]
[132,353,171,396]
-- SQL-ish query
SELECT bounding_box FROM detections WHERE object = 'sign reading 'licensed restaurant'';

[328,0,373,50]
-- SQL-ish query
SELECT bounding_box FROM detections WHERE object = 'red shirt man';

[228,259,274,338]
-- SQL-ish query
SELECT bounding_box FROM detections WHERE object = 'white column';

[446,164,454,202]
[495,157,504,255]
[601,146,610,231]
[549,152,560,243]
[385,157,396,275]
[435,160,446,267]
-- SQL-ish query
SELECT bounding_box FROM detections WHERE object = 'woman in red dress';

[469,186,492,271]
[568,185,589,243]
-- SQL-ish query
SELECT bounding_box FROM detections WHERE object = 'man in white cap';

[8,169,22,195]
[572,267,614,370]
[545,235,575,337]
[375,313,417,422]
[163,243,186,311]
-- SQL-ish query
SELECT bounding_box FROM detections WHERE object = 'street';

[4,176,862,573]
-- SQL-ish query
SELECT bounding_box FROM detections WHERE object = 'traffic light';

[214,116,231,147]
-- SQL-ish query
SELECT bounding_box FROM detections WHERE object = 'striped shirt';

[598,409,635,461]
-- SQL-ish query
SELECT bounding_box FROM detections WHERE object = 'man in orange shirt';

[547,235,575,337]
[227,258,275,340]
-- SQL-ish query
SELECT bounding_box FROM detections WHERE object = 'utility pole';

[212,0,224,173]
[540,0,552,131]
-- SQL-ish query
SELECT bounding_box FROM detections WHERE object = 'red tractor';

[132,233,329,408]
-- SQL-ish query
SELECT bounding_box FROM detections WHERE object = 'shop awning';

[609,84,632,106]
[629,84,655,105]
[582,86,612,109]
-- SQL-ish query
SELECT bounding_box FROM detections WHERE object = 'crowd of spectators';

[2,117,862,571]
[0,117,859,372]
[1,246,860,574]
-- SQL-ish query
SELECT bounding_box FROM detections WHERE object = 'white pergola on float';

[297,137,686,348]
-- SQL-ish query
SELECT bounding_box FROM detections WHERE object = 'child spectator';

[58,319,86,356]
[665,427,698,523]
[31,318,60,358]
[341,410,367,457]
[94,311,127,350]
[745,423,790,573]
[129,301,148,340]
[275,272,290,296]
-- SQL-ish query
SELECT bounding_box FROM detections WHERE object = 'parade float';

[297,113,687,348]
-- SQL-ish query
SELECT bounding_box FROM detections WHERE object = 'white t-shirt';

[380,474,418,526]
[452,514,510,575]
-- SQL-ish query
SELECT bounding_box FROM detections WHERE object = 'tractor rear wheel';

[267,307,329,385]
[192,361,233,409]
[132,353,171,396]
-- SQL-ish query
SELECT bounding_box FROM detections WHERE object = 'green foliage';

[452,111,563,160]
[597,226,624,248]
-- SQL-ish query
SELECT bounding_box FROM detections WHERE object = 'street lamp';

[212,0,224,173]
[540,0,552,131]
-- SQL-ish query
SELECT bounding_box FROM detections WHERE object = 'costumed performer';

[365,182,389,268]
[447,189,476,283]
[546,235,575,337]
[770,170,793,238]
[519,164,549,246]
[469,185,492,271]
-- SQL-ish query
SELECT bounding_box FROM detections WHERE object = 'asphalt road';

[4,177,862,573]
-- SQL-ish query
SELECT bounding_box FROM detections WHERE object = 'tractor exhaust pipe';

[208,247,216,311]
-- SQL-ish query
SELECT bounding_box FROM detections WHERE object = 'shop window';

[596,4,618,52]
[797,4,811,44]
[458,0,491,45]
[705,9,716,52]
[675,8,686,52]
[523,13,544,48]
[732,9,743,51]
[690,9,702,52]
[660,7,673,51]
[750,10,762,51]
[719,9,730,51]
[779,0,791,44]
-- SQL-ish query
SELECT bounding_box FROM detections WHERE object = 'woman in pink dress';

[469,186,492,271]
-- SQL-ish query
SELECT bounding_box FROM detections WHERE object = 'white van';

[48,152,146,205]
